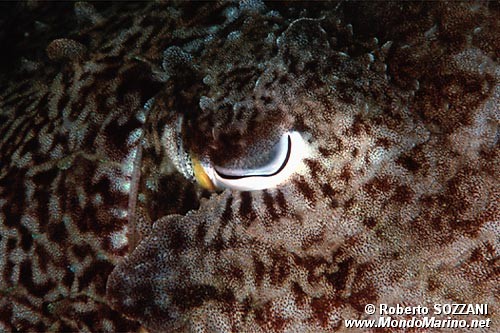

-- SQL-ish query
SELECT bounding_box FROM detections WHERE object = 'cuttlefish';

[0,2,498,332]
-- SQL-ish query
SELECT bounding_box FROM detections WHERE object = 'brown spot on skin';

[326,257,353,292]
[318,146,332,157]
[363,176,393,196]
[62,268,75,288]
[6,238,17,252]
[47,222,68,244]
[167,224,189,255]
[363,216,377,229]
[254,303,271,328]
[71,244,94,261]
[344,198,355,210]
[172,285,234,311]
[34,245,50,273]
[339,165,352,182]
[46,38,87,61]
[78,260,115,295]
[311,297,337,328]
[396,155,421,172]
[0,303,13,328]
[376,137,392,148]
[350,114,371,136]
[291,282,307,308]
[251,256,265,288]
[321,183,339,208]
[427,276,441,292]
[349,284,378,313]
[3,261,15,285]
[469,247,483,263]
[19,224,33,251]
[392,185,414,204]
[301,232,325,250]
[269,252,290,286]
[225,264,244,282]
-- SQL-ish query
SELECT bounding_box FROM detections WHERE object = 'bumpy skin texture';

[1,1,498,332]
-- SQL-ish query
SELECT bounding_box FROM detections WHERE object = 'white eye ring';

[195,131,308,191]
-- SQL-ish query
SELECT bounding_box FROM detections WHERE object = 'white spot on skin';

[203,75,215,85]
[337,51,349,58]
[112,208,128,219]
[369,147,387,165]
[224,7,239,21]
[116,178,131,193]
[127,128,143,146]
[424,24,438,39]
[146,178,158,191]
[21,214,37,231]
[381,40,393,54]
[227,31,241,41]
[239,0,266,13]
[199,96,215,110]
[265,32,275,44]
[49,144,64,159]
[102,319,114,332]
[139,98,154,121]
[136,109,147,123]
[93,193,103,205]
[110,226,129,249]
[62,214,72,226]
[121,147,138,175]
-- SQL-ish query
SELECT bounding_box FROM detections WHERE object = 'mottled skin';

[0,1,498,332]
[0,2,209,331]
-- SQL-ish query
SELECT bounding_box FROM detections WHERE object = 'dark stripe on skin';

[220,196,234,227]
[239,191,256,221]
[19,260,56,298]
[304,158,322,178]
[321,183,339,208]
[214,135,292,180]
[262,190,278,219]
[275,189,288,215]
[293,177,316,205]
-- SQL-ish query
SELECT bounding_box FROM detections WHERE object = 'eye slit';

[193,131,309,191]
[214,133,291,179]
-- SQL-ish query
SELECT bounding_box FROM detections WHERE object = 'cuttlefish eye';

[192,131,308,191]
